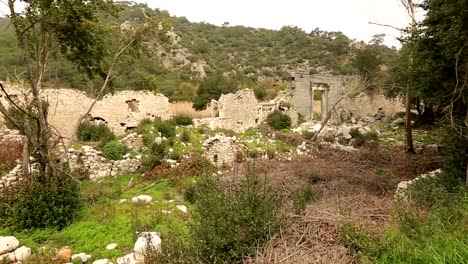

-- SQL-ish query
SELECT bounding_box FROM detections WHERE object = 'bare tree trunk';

[405,83,415,153]
[21,137,29,174]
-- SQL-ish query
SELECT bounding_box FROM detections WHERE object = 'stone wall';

[211,89,260,132]
[0,85,170,138]
[288,73,404,120]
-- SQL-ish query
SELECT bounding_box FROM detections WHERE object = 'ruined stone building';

[288,73,403,121]
[194,89,298,133]
[0,85,170,138]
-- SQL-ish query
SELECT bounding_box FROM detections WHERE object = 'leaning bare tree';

[311,76,367,142]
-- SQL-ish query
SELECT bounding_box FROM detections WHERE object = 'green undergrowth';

[0,174,192,261]
[340,177,468,264]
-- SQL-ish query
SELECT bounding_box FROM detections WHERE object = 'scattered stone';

[392,117,405,125]
[106,243,118,250]
[395,169,442,199]
[176,205,188,214]
[119,199,127,203]
[117,253,138,264]
[72,253,92,263]
[134,232,161,261]
[93,259,113,264]
[131,195,152,204]
[56,246,72,263]
[0,236,19,255]
[13,246,31,262]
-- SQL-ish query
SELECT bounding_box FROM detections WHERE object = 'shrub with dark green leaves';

[101,141,128,160]
[77,122,115,143]
[141,141,167,169]
[191,171,283,262]
[171,115,193,126]
[0,172,80,230]
[266,110,291,130]
[153,119,176,138]
[302,130,314,140]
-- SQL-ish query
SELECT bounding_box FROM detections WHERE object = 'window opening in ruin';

[255,118,259,124]
[213,154,218,163]
[126,99,140,112]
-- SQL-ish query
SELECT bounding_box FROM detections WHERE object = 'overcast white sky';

[137,0,424,48]
[1,0,425,47]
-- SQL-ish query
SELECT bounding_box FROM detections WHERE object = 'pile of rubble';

[203,134,241,167]
[395,169,442,199]
[67,146,141,180]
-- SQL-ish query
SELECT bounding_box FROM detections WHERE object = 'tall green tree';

[409,0,467,183]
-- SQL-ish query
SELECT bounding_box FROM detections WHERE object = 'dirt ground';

[224,144,440,264]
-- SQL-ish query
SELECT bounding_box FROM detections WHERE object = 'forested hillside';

[0,1,397,101]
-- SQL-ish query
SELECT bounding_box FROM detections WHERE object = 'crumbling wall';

[288,74,404,121]
[92,90,170,135]
[0,85,170,138]
[210,89,259,132]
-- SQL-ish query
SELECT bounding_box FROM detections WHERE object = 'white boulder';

[176,205,188,213]
[72,252,92,263]
[116,253,139,264]
[93,259,113,264]
[0,236,19,254]
[13,246,31,262]
[106,243,118,250]
[131,195,152,204]
[134,232,161,261]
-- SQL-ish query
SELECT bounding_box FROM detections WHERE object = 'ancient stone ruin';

[0,85,170,138]
[288,73,403,121]
[194,89,299,132]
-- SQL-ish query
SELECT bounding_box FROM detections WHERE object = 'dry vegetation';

[223,145,440,264]
[170,101,212,119]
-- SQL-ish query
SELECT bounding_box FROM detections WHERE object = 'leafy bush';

[101,141,128,161]
[77,122,115,144]
[266,110,291,130]
[302,130,314,140]
[171,115,193,126]
[0,173,80,230]
[346,179,468,264]
[293,185,321,214]
[191,171,283,261]
[141,141,167,169]
[153,119,176,138]
[180,129,191,142]
[350,129,378,147]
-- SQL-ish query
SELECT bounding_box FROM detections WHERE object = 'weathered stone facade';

[0,85,170,138]
[194,89,298,132]
[288,73,404,121]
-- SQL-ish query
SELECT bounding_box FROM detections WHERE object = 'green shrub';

[293,185,320,214]
[266,110,291,130]
[171,115,193,126]
[297,113,306,124]
[141,141,167,169]
[350,129,379,147]
[77,122,115,143]
[153,119,176,138]
[191,171,283,261]
[180,129,191,143]
[0,172,80,230]
[302,130,314,140]
[101,141,128,161]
